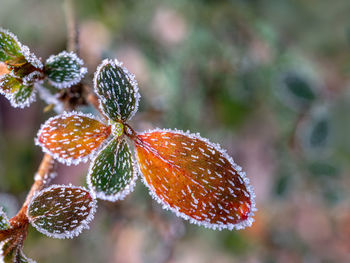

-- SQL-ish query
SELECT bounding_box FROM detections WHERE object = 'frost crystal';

[44,51,87,89]
[35,111,111,165]
[0,238,37,263]
[0,73,36,108]
[0,207,10,230]
[0,28,43,70]
[87,137,138,201]
[94,59,141,121]
[134,128,256,231]
[27,184,97,239]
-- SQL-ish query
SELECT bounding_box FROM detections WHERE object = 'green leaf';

[44,51,87,89]
[27,185,96,239]
[0,207,10,230]
[0,29,26,67]
[0,28,43,70]
[297,107,331,157]
[88,137,137,201]
[284,73,315,102]
[94,59,140,121]
[0,74,35,108]
[278,72,317,111]
[0,238,36,263]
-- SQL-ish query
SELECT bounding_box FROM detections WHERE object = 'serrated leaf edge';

[26,184,97,239]
[135,128,257,231]
[35,111,110,166]
[87,137,139,202]
[93,58,141,121]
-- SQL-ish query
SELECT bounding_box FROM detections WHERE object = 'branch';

[64,0,78,53]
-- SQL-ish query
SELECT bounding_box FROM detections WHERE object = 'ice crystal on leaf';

[94,59,140,121]
[0,238,36,263]
[35,112,111,165]
[135,129,255,230]
[35,57,256,231]
[27,185,97,239]
[88,137,138,201]
[0,74,36,108]
[0,28,42,70]
[0,29,89,109]
[44,51,87,89]
[0,207,10,231]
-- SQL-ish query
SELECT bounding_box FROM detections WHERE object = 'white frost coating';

[0,239,10,263]
[0,72,37,108]
[35,111,110,166]
[87,137,139,202]
[26,184,97,239]
[35,83,64,114]
[0,207,10,230]
[7,86,36,109]
[45,51,87,89]
[135,128,257,231]
[93,58,141,121]
[0,238,37,263]
[0,28,43,69]
[22,71,44,85]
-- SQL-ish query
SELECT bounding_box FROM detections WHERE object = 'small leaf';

[277,71,317,111]
[0,207,10,230]
[0,28,43,70]
[0,29,26,67]
[94,59,140,121]
[88,137,137,201]
[36,111,111,165]
[27,184,97,239]
[44,51,87,89]
[297,107,331,158]
[0,238,36,263]
[0,74,35,108]
[134,129,256,230]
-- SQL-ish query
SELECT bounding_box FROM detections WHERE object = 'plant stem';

[64,0,78,54]
[22,154,55,209]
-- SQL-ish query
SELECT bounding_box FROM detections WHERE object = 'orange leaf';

[36,112,111,165]
[134,129,256,230]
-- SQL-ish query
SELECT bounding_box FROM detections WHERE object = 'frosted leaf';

[35,111,111,165]
[44,51,87,89]
[0,207,10,230]
[22,71,44,85]
[94,59,140,121]
[134,128,256,231]
[88,137,137,201]
[27,184,97,239]
[0,28,26,67]
[0,238,36,263]
[0,74,36,108]
[0,28,42,70]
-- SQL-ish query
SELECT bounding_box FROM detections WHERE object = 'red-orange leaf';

[134,129,256,230]
[36,112,111,165]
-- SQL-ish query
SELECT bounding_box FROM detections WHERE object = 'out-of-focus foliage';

[1,0,350,262]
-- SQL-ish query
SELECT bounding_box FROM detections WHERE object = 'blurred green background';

[1,0,350,262]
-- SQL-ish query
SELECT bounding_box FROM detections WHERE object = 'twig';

[22,154,55,209]
[0,0,79,244]
[64,0,78,53]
